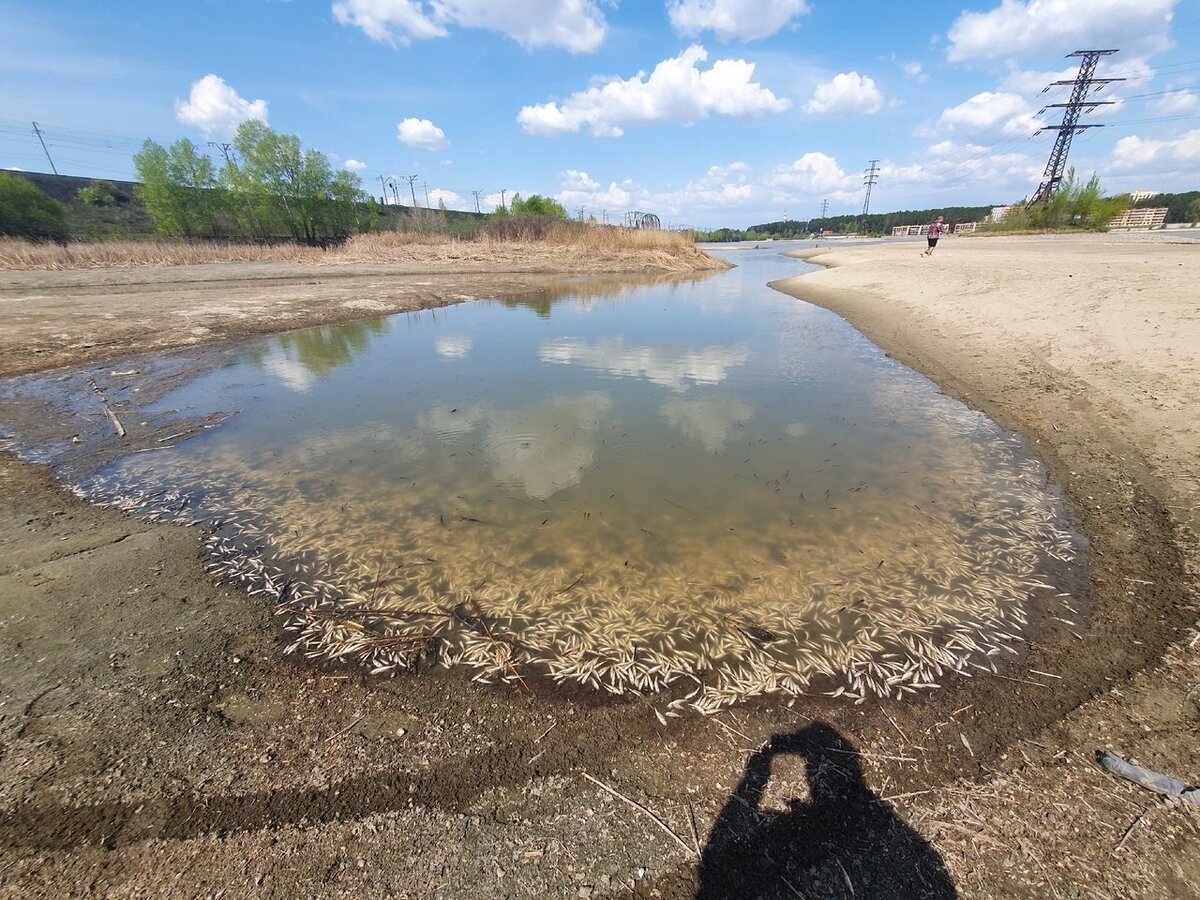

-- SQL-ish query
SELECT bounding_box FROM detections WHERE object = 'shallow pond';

[0,248,1083,712]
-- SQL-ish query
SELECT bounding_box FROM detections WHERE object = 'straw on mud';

[581,772,696,858]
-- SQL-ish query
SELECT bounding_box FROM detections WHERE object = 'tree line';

[133,121,368,245]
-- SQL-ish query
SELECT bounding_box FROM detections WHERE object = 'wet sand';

[1,236,1198,898]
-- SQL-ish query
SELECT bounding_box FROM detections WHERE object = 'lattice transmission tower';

[861,160,880,217]
[1031,49,1123,203]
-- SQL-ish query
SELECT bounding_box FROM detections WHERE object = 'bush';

[0,173,69,242]
[76,180,119,206]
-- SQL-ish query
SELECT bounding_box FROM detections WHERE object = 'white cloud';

[435,335,473,358]
[804,72,884,115]
[932,91,1040,141]
[561,169,600,192]
[539,337,751,391]
[667,0,810,41]
[661,396,755,452]
[903,61,929,83]
[175,74,268,138]
[767,152,856,194]
[947,0,1178,63]
[332,0,607,52]
[1111,129,1200,169]
[1149,89,1200,116]
[427,187,464,207]
[343,158,368,171]
[999,57,1149,98]
[397,117,448,150]
[517,44,789,137]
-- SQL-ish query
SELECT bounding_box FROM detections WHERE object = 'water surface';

[0,249,1082,712]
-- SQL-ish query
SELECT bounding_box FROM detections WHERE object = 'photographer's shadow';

[696,722,957,899]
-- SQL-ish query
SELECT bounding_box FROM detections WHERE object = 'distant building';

[991,205,1013,223]
[1129,190,1159,203]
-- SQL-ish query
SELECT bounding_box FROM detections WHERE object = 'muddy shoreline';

[2,242,1198,897]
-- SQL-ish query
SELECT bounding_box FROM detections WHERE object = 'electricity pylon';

[1031,50,1123,203]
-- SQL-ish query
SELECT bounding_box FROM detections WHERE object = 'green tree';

[0,173,69,242]
[509,193,568,218]
[133,138,220,237]
[224,121,365,244]
[1188,197,1200,225]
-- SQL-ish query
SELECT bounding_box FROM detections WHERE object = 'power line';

[1031,49,1124,203]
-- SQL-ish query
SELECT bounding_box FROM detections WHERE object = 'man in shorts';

[922,215,946,256]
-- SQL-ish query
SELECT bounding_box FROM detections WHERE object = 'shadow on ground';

[696,722,957,899]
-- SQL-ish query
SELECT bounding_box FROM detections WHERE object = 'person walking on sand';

[922,215,946,256]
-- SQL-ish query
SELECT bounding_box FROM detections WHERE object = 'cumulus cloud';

[1149,89,1200,116]
[903,61,929,83]
[804,72,884,115]
[661,396,755,452]
[427,187,464,208]
[175,74,268,138]
[397,117,448,150]
[767,152,857,194]
[667,0,810,41]
[932,91,1040,141]
[1112,129,1200,169]
[517,44,789,137]
[343,158,368,171]
[947,0,1178,63]
[332,0,607,52]
[539,338,751,391]
[435,335,473,358]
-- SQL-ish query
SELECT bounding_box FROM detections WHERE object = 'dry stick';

[581,773,696,858]
[1114,804,1155,853]
[88,377,126,437]
[535,720,557,743]
[687,803,702,859]
[325,712,365,743]
[876,699,911,746]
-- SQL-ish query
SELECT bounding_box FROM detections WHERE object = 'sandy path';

[1,236,1198,898]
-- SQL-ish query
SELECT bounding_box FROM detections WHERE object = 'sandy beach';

[1,234,1198,898]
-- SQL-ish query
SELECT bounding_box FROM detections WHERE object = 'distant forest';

[697,205,997,242]
[699,191,1199,242]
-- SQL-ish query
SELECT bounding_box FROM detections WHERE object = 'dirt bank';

[0,238,1197,898]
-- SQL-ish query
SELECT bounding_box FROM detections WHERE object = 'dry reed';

[0,223,712,272]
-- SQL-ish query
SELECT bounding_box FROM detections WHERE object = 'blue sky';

[2,0,1198,227]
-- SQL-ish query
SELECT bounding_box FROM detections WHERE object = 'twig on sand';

[326,712,366,743]
[687,803,702,858]
[876,699,911,746]
[535,720,557,743]
[1114,804,1155,853]
[581,772,696,857]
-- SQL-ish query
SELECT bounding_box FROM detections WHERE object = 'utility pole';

[577,205,585,221]
[1031,49,1123,202]
[376,175,390,204]
[472,190,483,214]
[861,160,880,218]
[402,175,419,208]
[499,189,507,212]
[31,122,58,175]
[424,181,430,207]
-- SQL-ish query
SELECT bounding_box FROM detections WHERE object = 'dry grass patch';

[0,224,722,273]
